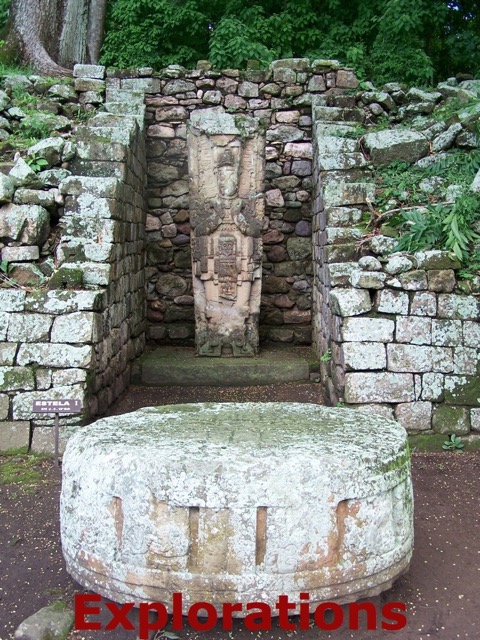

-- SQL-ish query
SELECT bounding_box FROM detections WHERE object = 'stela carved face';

[216,143,241,198]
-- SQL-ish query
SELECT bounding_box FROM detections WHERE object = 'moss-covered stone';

[432,405,470,435]
[48,267,84,290]
[444,376,480,406]
[0,367,35,392]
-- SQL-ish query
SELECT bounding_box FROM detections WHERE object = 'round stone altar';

[60,403,413,613]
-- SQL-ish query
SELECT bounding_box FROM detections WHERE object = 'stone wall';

[106,61,359,346]
[0,66,147,451]
[2,60,480,447]
[312,98,480,436]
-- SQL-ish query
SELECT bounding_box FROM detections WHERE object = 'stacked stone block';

[0,66,147,451]
[312,102,480,435]
[106,60,359,345]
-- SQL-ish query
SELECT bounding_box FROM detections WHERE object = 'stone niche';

[187,109,265,356]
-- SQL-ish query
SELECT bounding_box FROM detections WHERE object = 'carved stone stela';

[188,109,265,356]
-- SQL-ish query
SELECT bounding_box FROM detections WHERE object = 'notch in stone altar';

[187,108,265,357]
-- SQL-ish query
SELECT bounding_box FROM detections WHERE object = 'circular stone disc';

[61,403,413,612]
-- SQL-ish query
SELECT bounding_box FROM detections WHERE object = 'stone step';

[135,345,319,387]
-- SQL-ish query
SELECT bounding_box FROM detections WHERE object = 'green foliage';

[393,207,445,254]
[458,248,480,279]
[374,153,480,266]
[100,0,480,82]
[319,349,332,362]
[17,115,53,141]
[391,194,480,263]
[442,434,465,451]
[101,0,215,69]
[209,15,273,69]
[0,0,10,32]
[25,154,49,172]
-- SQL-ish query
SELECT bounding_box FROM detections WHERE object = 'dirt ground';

[1,384,479,640]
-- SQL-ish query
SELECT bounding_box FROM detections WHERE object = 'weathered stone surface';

[398,270,428,290]
[421,373,444,401]
[350,270,386,289]
[432,123,462,152]
[358,256,382,271]
[14,603,74,640]
[363,130,429,165]
[0,174,15,204]
[284,142,312,158]
[385,256,414,275]
[48,83,77,100]
[453,347,477,376]
[17,344,92,369]
[427,269,456,293]
[353,404,395,419]
[24,290,104,314]
[0,204,50,245]
[444,375,480,406]
[431,319,463,346]
[265,188,284,207]
[188,110,264,356]
[330,289,372,316]
[263,275,290,294]
[286,237,311,260]
[51,312,100,344]
[395,402,432,431]
[471,409,480,432]
[9,158,39,188]
[345,372,415,403]
[13,188,56,208]
[432,405,470,435]
[343,342,386,370]
[266,126,304,143]
[295,220,311,237]
[388,344,453,373]
[396,317,432,345]
[0,289,26,312]
[463,321,480,348]
[438,294,479,319]
[61,403,413,612]
[370,235,397,255]
[1,246,40,262]
[0,393,8,420]
[410,292,437,316]
[38,169,71,187]
[376,289,409,315]
[336,69,359,88]
[414,250,461,270]
[27,137,65,167]
[74,64,105,79]
[0,367,35,391]
[341,317,394,342]
[322,181,375,206]
[0,421,30,450]
[7,314,53,342]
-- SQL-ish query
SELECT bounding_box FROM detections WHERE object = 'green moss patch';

[0,448,51,486]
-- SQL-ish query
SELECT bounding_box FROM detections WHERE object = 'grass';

[409,433,480,453]
[0,447,52,486]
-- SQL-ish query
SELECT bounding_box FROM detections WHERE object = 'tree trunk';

[58,0,90,68]
[8,0,107,75]
[10,0,72,76]
[87,0,108,64]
